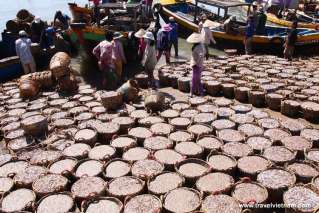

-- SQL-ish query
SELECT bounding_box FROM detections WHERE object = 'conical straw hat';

[186,33,203,43]
[135,28,146,38]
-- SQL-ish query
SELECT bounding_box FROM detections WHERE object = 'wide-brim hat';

[186,33,203,43]
[35,16,41,23]
[162,24,172,32]
[203,20,215,28]
[114,32,124,39]
[143,31,155,40]
[19,30,27,36]
[134,28,146,38]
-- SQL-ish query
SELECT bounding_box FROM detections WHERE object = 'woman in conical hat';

[135,28,147,60]
[187,33,205,97]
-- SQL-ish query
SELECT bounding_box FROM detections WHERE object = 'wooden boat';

[241,0,319,29]
[159,0,319,53]
[266,9,319,29]
[68,2,151,53]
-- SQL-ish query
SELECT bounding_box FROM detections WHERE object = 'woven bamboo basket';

[100,91,123,111]
[144,91,165,112]
[134,73,149,89]
[235,87,251,103]
[266,93,284,111]
[222,83,236,99]
[257,166,296,204]
[19,79,39,99]
[177,77,191,93]
[281,100,301,118]
[301,102,319,123]
[205,80,221,96]
[283,184,319,213]
[249,90,266,108]
[49,52,71,78]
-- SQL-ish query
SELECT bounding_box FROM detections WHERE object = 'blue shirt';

[245,21,255,38]
[157,30,170,50]
[169,22,178,42]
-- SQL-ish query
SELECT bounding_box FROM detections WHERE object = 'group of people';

[92,13,217,95]
[15,10,72,74]
[92,16,180,89]
[245,1,298,59]
[244,2,267,55]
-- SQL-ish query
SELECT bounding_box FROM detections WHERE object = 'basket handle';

[62,170,72,177]
[102,154,111,161]
[26,200,36,211]
[240,177,251,183]
[245,199,256,205]
[7,172,16,178]
[124,195,132,205]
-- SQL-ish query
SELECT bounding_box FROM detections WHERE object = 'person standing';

[153,7,162,40]
[15,30,36,74]
[244,16,255,55]
[198,14,207,33]
[256,7,267,35]
[168,17,178,57]
[134,28,146,60]
[53,11,71,30]
[284,21,298,61]
[112,32,127,80]
[186,33,205,97]
[157,24,172,64]
[92,31,116,89]
[251,1,259,25]
[30,17,46,43]
[201,20,216,59]
[90,0,101,26]
[145,0,153,18]
[142,32,157,88]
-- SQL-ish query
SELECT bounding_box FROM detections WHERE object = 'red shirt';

[90,0,100,6]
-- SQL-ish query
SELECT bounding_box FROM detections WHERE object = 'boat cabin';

[193,0,251,22]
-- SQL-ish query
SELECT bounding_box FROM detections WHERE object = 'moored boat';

[159,0,319,53]
[68,2,152,54]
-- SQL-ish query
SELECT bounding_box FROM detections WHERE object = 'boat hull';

[0,56,23,82]
[160,2,319,54]
[266,13,319,29]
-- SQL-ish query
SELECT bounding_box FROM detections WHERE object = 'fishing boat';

[242,0,319,29]
[158,0,319,53]
[68,2,152,53]
[265,7,319,29]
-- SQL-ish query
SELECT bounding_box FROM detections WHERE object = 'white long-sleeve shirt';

[201,27,216,45]
[142,43,157,71]
[15,38,34,64]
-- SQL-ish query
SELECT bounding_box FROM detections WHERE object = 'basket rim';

[163,187,202,213]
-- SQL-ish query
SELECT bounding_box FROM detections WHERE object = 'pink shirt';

[92,40,114,70]
[90,0,100,6]
[112,40,126,63]
[138,38,146,56]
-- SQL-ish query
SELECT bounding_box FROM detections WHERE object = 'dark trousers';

[170,40,178,57]
[93,6,100,27]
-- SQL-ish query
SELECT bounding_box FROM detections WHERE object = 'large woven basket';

[49,52,71,78]
[100,91,123,111]
[266,93,284,111]
[281,100,301,118]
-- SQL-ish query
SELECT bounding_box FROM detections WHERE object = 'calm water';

[0,0,88,37]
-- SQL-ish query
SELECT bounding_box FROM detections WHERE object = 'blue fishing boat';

[0,32,23,82]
